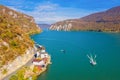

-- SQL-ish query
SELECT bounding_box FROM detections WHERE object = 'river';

[31,30,120,80]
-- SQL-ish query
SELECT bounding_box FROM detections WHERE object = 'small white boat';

[60,49,65,53]
[87,54,97,66]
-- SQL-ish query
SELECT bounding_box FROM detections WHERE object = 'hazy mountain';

[38,24,51,29]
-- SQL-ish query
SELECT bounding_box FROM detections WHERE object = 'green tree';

[9,75,18,80]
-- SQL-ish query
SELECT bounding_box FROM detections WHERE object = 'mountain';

[49,6,120,32]
[38,24,51,29]
[0,5,41,67]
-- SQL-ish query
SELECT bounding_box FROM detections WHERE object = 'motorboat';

[87,54,97,66]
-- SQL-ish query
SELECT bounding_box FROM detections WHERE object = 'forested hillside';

[0,5,41,67]
[50,6,120,32]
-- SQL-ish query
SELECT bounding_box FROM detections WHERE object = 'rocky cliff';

[0,5,41,67]
[49,6,120,32]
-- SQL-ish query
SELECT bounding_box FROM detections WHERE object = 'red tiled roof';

[42,58,48,62]
[32,59,42,62]
[37,66,42,71]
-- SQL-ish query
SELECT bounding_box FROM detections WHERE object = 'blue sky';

[0,0,120,24]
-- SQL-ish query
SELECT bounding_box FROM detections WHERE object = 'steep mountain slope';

[0,5,41,67]
[50,6,120,32]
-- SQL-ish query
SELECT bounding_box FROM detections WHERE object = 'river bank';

[0,44,51,80]
[9,54,51,80]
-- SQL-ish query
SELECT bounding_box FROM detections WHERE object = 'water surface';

[31,30,120,80]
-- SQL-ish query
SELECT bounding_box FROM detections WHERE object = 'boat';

[87,54,97,66]
[60,49,66,53]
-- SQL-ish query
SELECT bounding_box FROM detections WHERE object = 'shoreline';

[25,55,51,80]
[0,44,51,80]
[35,55,51,78]
[25,53,51,80]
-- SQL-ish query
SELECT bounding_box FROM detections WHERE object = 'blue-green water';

[31,30,120,80]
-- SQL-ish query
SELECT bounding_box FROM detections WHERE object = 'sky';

[0,0,120,24]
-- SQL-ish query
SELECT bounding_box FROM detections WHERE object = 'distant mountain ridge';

[50,6,120,32]
[38,24,51,29]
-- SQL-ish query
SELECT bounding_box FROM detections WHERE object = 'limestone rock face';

[49,21,73,31]
[50,6,120,32]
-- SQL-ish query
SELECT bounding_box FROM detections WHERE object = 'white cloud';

[28,2,68,24]
[8,2,100,24]
[35,2,58,11]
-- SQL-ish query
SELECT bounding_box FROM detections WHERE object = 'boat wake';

[87,54,97,66]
